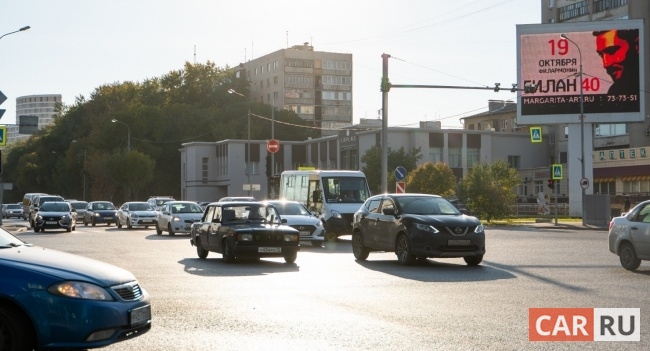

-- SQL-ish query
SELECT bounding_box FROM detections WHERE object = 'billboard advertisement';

[517,19,645,125]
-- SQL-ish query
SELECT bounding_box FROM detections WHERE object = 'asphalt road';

[7,219,650,351]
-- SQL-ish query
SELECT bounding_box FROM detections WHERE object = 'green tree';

[405,162,456,197]
[459,160,520,222]
[360,146,422,194]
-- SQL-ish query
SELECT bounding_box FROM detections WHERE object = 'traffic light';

[547,179,554,190]
[265,154,272,178]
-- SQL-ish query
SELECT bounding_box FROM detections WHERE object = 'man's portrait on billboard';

[593,29,639,95]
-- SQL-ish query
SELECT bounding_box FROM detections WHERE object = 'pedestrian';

[624,197,631,212]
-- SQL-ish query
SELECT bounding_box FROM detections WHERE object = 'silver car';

[608,199,650,271]
[155,201,204,236]
[263,200,326,247]
[116,202,158,229]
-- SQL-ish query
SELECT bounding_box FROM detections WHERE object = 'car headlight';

[61,215,69,220]
[131,213,139,218]
[94,212,100,217]
[48,281,114,301]
[238,233,253,241]
[284,234,299,241]
[173,217,180,222]
[474,224,485,233]
[315,220,323,228]
[331,210,342,218]
[414,223,439,233]
[36,215,43,220]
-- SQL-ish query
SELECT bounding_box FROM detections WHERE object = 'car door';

[357,198,382,249]
[207,206,223,251]
[376,197,399,250]
[159,203,171,229]
[629,203,650,257]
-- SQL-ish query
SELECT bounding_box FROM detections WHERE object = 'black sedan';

[84,201,117,226]
[352,193,485,266]
[33,201,77,232]
[190,201,300,263]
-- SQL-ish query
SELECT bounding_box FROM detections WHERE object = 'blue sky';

[0,0,540,129]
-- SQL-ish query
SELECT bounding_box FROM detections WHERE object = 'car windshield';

[40,202,71,212]
[157,199,173,206]
[171,203,203,213]
[92,202,115,210]
[0,228,28,248]
[130,203,154,211]
[272,202,310,216]
[6,204,21,209]
[396,196,460,215]
[322,177,370,204]
[222,205,280,224]
[70,202,88,210]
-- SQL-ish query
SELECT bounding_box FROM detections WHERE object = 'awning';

[594,177,616,183]
[621,175,650,181]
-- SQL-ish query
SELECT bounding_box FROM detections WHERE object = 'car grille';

[341,214,354,228]
[439,244,481,252]
[112,282,144,301]
[439,226,476,236]
[290,225,316,237]
[185,219,197,224]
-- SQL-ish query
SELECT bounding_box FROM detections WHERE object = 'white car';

[263,200,325,247]
[156,201,204,235]
[116,202,158,229]
[609,199,650,271]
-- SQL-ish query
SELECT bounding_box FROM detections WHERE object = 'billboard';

[517,19,645,125]
[18,115,39,134]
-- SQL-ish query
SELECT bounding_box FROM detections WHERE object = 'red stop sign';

[267,139,280,153]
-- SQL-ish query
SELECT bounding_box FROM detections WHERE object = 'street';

[8,219,650,350]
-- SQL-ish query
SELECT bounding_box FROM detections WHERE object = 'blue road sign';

[394,166,407,181]
[552,164,562,180]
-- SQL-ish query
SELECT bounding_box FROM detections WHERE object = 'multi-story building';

[239,43,353,135]
[5,94,62,144]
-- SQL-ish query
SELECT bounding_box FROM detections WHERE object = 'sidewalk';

[487,218,609,231]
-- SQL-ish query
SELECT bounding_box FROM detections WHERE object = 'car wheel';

[464,255,483,266]
[83,218,88,226]
[619,242,641,271]
[311,241,322,247]
[284,250,297,264]
[352,232,370,261]
[155,222,162,235]
[106,221,111,227]
[127,220,132,229]
[66,225,72,232]
[325,232,337,242]
[117,218,122,228]
[222,239,236,263]
[196,238,208,259]
[33,227,39,233]
[395,234,416,265]
[0,305,37,351]
[168,224,175,236]
[91,218,96,227]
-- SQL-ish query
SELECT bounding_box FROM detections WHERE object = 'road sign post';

[396,181,405,193]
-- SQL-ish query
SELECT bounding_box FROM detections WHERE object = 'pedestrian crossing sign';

[530,127,542,143]
[552,164,562,180]
[0,125,6,146]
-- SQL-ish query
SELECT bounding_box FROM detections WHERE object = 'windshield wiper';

[0,242,30,248]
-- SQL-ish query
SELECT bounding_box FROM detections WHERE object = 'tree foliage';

[405,162,456,197]
[458,160,520,222]
[2,61,316,204]
[360,146,422,194]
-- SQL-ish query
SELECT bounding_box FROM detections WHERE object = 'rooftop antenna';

[286,31,288,48]
[193,45,196,64]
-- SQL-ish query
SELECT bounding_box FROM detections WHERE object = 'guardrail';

[509,203,570,216]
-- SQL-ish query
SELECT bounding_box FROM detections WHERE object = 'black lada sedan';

[190,201,300,263]
[352,193,485,266]
[33,201,77,232]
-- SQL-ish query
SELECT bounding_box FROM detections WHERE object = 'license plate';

[299,230,310,236]
[103,217,113,220]
[46,221,57,225]
[130,305,151,326]
[258,247,281,253]
[448,240,470,246]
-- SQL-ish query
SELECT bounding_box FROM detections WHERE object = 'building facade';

[240,43,353,134]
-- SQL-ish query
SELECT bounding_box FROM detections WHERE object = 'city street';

[7,219,650,350]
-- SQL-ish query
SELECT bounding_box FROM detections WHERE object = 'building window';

[429,147,443,164]
[202,157,208,184]
[594,181,616,196]
[323,60,351,70]
[508,155,521,169]
[467,148,480,168]
[273,76,278,85]
[322,91,351,101]
[322,75,351,85]
[448,148,462,168]
[559,0,589,21]
[595,123,627,136]
[535,180,544,194]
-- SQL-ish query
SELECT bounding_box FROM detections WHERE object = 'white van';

[21,193,47,220]
[279,170,371,241]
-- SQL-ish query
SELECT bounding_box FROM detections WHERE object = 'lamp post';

[111,119,130,153]
[0,26,30,40]
[228,89,252,196]
[560,33,586,226]
[71,140,87,201]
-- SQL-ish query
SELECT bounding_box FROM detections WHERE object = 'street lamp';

[560,33,586,226]
[111,119,130,153]
[71,140,87,201]
[0,26,30,40]
[228,89,252,196]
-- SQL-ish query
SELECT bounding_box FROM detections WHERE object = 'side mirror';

[382,207,395,216]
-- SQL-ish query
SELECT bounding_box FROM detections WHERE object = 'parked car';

[218,196,257,202]
[2,203,24,219]
[147,196,175,211]
[263,200,325,247]
[0,226,151,349]
[190,201,300,263]
[84,201,118,226]
[351,193,485,266]
[21,192,47,220]
[155,201,204,235]
[28,195,65,228]
[608,199,650,270]
[68,200,89,221]
[196,201,211,210]
[33,201,77,232]
[116,202,158,229]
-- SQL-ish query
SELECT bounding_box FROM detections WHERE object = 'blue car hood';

[0,246,136,286]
